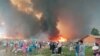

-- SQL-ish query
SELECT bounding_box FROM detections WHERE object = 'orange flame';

[49,35,67,42]
[58,36,67,42]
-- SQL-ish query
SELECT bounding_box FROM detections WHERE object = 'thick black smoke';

[1,0,59,39]
[40,0,91,39]
[39,0,59,38]
[1,0,97,40]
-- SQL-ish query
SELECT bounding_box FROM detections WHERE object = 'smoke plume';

[10,0,60,39]
[1,0,94,40]
[10,0,43,20]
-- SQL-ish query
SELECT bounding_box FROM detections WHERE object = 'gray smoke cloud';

[1,0,98,40]
[39,0,59,39]
[0,0,40,38]
[57,0,91,40]
[40,0,91,40]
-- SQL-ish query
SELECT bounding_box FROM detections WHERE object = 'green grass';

[31,46,93,56]
[85,46,93,56]
[9,46,93,56]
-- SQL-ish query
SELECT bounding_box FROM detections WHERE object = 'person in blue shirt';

[75,42,79,56]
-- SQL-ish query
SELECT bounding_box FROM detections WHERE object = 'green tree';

[91,28,100,36]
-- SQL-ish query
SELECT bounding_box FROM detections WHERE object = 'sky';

[0,0,100,38]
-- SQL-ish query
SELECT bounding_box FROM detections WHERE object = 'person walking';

[79,40,85,56]
[57,42,62,54]
[75,42,79,56]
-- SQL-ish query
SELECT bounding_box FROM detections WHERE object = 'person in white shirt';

[79,40,85,56]
[92,43,100,56]
[57,42,62,54]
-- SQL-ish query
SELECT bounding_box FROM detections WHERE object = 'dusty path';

[0,49,6,56]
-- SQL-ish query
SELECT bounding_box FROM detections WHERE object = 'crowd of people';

[0,40,100,56]
[74,40,100,56]
[49,42,62,55]
[1,40,47,56]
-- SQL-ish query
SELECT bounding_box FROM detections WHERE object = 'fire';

[58,35,67,42]
[49,35,67,42]
[58,36,66,42]
[57,17,77,40]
